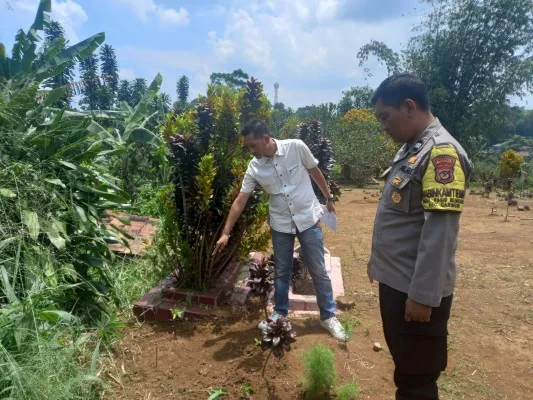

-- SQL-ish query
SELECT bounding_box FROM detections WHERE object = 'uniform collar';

[407,118,442,154]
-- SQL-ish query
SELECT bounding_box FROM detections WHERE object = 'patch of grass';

[336,382,360,400]
[106,255,168,318]
[340,315,362,328]
[0,328,104,400]
[438,365,496,399]
[240,383,254,397]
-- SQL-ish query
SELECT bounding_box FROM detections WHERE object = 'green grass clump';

[336,383,360,400]
[302,343,337,399]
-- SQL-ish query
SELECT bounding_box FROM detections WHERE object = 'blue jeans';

[271,224,336,321]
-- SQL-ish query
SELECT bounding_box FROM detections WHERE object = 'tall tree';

[210,68,249,88]
[298,120,340,202]
[42,21,74,108]
[337,86,373,116]
[10,29,27,63]
[240,76,270,124]
[99,44,119,108]
[269,102,294,138]
[176,75,189,108]
[79,54,100,110]
[117,79,133,106]
[151,92,172,114]
[295,103,338,137]
[357,0,533,151]
[131,78,147,106]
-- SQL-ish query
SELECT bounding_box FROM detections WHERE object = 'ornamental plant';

[298,120,341,202]
[157,79,270,291]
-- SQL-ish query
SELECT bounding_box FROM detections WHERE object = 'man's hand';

[405,298,432,322]
[326,200,336,214]
[367,260,373,283]
[213,233,230,255]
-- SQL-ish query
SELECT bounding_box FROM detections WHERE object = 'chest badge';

[391,192,402,204]
[408,156,417,165]
[392,176,402,186]
[432,155,456,184]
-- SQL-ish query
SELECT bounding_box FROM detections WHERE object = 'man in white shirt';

[214,119,347,341]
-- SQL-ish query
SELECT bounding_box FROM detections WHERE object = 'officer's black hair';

[240,118,270,138]
[371,73,430,111]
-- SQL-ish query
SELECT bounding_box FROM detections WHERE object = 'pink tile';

[251,252,265,267]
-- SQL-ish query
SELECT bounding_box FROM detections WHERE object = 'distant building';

[517,146,531,158]
[489,142,531,158]
[488,142,511,155]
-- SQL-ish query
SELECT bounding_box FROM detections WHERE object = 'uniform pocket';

[384,175,412,213]
[287,164,305,185]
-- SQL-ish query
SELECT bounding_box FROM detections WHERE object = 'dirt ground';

[108,189,533,400]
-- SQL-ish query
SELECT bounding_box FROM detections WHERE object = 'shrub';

[333,108,397,186]
[298,120,341,202]
[498,149,524,179]
[302,343,337,399]
[157,80,270,291]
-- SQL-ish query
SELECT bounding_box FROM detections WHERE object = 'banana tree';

[84,74,165,197]
[0,0,133,320]
[0,0,104,90]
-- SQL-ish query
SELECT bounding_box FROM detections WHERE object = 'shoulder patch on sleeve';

[422,144,466,212]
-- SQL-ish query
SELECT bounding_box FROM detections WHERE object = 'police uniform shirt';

[369,118,474,307]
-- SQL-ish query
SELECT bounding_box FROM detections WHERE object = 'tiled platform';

[231,248,345,314]
[104,212,158,256]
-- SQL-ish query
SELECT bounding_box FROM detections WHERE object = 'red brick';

[198,288,223,306]
[183,306,214,320]
[215,261,241,291]
[290,300,306,311]
[305,301,319,312]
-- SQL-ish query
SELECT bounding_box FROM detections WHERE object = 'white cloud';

[15,0,88,43]
[207,31,235,60]
[119,68,136,80]
[209,8,274,70]
[157,6,188,25]
[118,46,207,71]
[204,0,421,107]
[116,0,189,25]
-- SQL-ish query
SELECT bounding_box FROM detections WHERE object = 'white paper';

[320,205,338,233]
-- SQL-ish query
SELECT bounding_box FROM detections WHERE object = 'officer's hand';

[367,260,373,283]
[326,200,336,214]
[405,298,432,322]
[213,234,230,255]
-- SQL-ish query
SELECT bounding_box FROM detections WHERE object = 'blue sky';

[1,0,531,109]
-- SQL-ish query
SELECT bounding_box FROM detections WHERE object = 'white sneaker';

[320,316,347,341]
[257,312,280,331]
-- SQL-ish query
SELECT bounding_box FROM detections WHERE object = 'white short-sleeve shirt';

[240,139,323,234]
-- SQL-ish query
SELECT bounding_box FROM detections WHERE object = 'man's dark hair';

[371,73,430,111]
[240,118,269,138]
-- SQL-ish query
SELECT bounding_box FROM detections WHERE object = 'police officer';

[367,73,473,399]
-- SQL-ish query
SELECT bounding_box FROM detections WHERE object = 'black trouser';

[379,283,453,400]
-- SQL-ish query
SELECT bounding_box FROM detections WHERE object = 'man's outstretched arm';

[213,192,251,254]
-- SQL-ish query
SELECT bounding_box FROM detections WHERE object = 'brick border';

[133,260,241,322]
